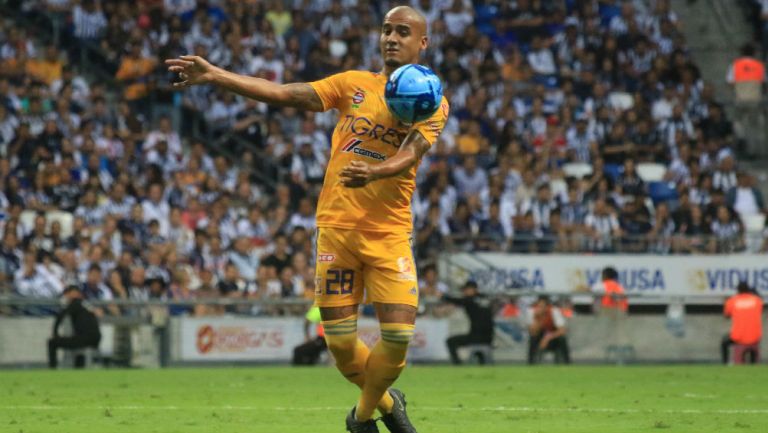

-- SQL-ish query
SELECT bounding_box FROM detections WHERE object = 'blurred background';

[0,0,766,368]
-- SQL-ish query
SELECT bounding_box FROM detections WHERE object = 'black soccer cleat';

[381,388,418,433]
[346,406,380,433]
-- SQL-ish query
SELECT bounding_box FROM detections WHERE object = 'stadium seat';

[562,162,593,179]
[636,163,666,182]
[609,92,634,111]
[47,211,75,238]
[62,346,100,369]
[648,182,678,205]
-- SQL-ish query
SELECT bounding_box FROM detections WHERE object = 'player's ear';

[421,36,429,51]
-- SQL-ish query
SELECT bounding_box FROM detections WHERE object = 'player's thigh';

[314,228,364,308]
[361,231,419,316]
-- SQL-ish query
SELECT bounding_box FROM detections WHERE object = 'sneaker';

[381,389,418,433]
[346,407,380,433]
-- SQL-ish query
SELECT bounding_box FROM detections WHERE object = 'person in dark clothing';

[442,281,494,364]
[527,296,570,364]
[292,306,328,365]
[48,286,101,369]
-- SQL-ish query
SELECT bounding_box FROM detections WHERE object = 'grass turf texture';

[1,366,766,433]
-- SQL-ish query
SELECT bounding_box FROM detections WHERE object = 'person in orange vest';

[727,43,766,98]
[595,267,629,312]
[292,306,328,365]
[721,281,763,364]
[727,43,766,156]
[592,267,631,361]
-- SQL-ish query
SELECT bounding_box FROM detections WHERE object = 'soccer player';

[166,6,447,433]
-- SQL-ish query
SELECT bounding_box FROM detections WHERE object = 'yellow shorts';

[314,227,418,308]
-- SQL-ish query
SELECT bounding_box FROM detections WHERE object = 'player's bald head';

[379,5,429,74]
[384,6,428,37]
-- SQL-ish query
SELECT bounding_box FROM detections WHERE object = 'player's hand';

[165,55,216,88]
[340,160,377,188]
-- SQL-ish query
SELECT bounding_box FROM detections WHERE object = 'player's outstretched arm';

[165,55,324,112]
[340,130,429,188]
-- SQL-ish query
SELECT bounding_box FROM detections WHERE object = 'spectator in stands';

[48,285,101,369]
[416,205,448,260]
[418,264,448,302]
[142,183,171,236]
[26,45,64,86]
[648,202,676,254]
[713,155,738,192]
[288,197,316,233]
[721,281,763,364]
[81,263,112,302]
[585,199,622,252]
[442,280,494,365]
[115,43,156,105]
[454,155,487,199]
[526,295,570,365]
[476,200,506,251]
[447,201,477,251]
[709,205,744,253]
[558,185,587,252]
[228,236,260,285]
[0,230,21,290]
[726,42,765,105]
[14,251,63,298]
[261,233,292,275]
[727,172,765,221]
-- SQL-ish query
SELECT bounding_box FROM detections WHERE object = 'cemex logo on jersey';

[341,138,386,161]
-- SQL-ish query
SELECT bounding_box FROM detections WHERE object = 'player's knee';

[379,322,415,361]
[322,315,359,362]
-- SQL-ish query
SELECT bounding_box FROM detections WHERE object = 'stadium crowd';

[1,0,767,316]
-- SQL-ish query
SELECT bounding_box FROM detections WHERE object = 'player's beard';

[384,58,403,68]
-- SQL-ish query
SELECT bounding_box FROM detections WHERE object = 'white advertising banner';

[178,317,450,362]
[179,317,304,361]
[358,318,450,362]
[441,253,768,296]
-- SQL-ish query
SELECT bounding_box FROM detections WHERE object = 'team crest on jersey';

[341,138,386,161]
[352,90,365,108]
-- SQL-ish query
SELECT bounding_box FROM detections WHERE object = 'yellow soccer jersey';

[309,70,449,233]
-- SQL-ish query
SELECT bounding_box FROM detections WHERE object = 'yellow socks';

[355,322,415,421]
[322,316,395,414]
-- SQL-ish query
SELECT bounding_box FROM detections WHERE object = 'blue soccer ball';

[385,64,443,124]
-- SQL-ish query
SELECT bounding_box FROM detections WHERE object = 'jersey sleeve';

[309,71,351,111]
[412,98,449,147]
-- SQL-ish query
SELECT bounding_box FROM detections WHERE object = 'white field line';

[0,405,767,415]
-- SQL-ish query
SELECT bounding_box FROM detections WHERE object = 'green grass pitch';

[1,366,766,433]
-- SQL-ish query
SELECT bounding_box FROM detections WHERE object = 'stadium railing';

[441,232,766,255]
